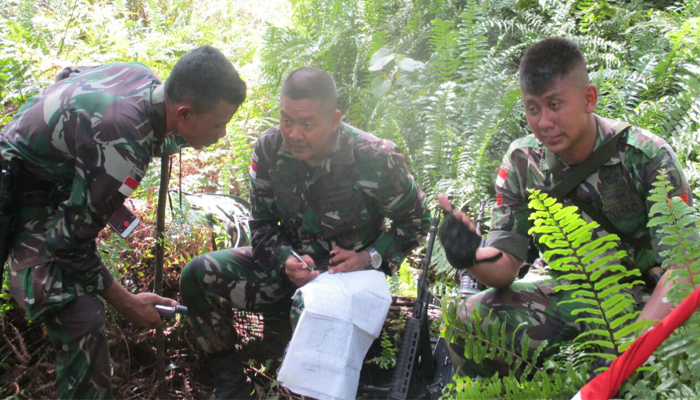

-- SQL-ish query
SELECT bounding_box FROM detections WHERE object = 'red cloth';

[579,284,700,400]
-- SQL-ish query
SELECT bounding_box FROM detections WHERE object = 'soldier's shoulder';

[504,135,543,159]
[72,62,157,82]
[254,126,283,154]
[346,124,402,162]
[621,124,672,159]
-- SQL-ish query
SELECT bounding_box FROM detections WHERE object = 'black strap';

[548,122,652,250]
[549,123,628,199]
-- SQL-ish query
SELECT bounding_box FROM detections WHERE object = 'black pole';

[155,153,170,399]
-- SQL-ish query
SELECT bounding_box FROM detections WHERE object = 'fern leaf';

[527,189,645,356]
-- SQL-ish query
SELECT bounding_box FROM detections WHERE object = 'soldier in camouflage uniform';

[0,45,246,399]
[179,67,430,399]
[439,37,693,377]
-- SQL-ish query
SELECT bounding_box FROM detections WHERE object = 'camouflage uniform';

[180,122,430,354]
[0,63,185,399]
[449,115,693,376]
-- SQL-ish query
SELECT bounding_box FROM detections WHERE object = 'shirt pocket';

[310,180,366,247]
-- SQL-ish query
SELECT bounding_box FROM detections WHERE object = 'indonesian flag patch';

[496,167,508,188]
[118,176,139,197]
[250,150,258,179]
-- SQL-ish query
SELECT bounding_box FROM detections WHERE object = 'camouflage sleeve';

[249,136,290,280]
[45,119,149,295]
[485,143,530,261]
[362,146,430,273]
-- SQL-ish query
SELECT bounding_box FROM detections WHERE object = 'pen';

[291,250,314,271]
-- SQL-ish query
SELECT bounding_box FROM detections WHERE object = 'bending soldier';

[179,67,431,399]
[438,37,694,377]
[0,45,246,399]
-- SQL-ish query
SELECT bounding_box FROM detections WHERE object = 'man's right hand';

[102,282,176,329]
[285,253,320,287]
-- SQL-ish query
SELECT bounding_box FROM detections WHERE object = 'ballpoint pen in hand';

[291,249,314,272]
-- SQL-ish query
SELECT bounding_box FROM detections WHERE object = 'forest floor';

[0,211,431,399]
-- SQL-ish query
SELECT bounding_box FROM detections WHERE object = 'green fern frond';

[427,18,459,82]
[415,82,459,190]
[647,169,700,305]
[455,1,488,84]
[443,306,545,378]
[659,67,700,160]
[445,324,589,399]
[527,190,647,355]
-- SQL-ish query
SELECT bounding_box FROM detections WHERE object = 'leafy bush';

[445,185,700,398]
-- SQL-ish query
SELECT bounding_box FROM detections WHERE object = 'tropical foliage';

[445,187,700,398]
[3,0,700,398]
[623,170,700,399]
[528,190,650,360]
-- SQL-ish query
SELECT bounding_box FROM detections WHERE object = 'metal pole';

[155,153,170,399]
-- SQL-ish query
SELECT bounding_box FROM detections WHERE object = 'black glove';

[438,211,482,270]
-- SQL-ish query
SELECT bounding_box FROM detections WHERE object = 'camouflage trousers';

[9,264,111,399]
[445,269,647,377]
[179,247,302,355]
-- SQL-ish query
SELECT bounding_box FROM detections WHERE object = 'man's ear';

[583,84,598,114]
[331,109,342,131]
[176,105,192,121]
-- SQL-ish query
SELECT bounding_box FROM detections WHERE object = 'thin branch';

[56,0,81,57]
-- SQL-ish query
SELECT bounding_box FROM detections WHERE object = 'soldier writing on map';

[179,67,431,399]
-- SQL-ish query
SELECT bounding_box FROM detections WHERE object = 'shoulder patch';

[496,167,508,188]
[119,176,139,197]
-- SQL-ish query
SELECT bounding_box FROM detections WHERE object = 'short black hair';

[519,37,588,95]
[281,67,337,114]
[165,45,247,113]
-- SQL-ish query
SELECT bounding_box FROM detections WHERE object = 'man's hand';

[328,246,370,274]
[437,194,484,269]
[438,194,477,231]
[102,282,177,329]
[285,253,320,287]
[437,193,516,288]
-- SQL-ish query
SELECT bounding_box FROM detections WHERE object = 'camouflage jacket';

[487,115,692,275]
[1,62,185,297]
[249,122,430,280]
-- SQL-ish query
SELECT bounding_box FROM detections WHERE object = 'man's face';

[177,100,239,150]
[522,74,597,164]
[279,95,341,165]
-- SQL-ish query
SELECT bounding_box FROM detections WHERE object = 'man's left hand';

[328,246,371,274]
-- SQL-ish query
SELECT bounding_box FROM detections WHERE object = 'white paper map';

[277,269,392,400]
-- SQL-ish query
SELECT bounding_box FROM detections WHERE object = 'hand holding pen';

[286,249,319,287]
[291,249,314,271]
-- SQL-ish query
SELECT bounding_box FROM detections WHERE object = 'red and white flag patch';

[496,167,508,188]
[250,150,258,179]
[118,176,139,197]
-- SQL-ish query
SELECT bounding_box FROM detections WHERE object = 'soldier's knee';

[180,256,209,294]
